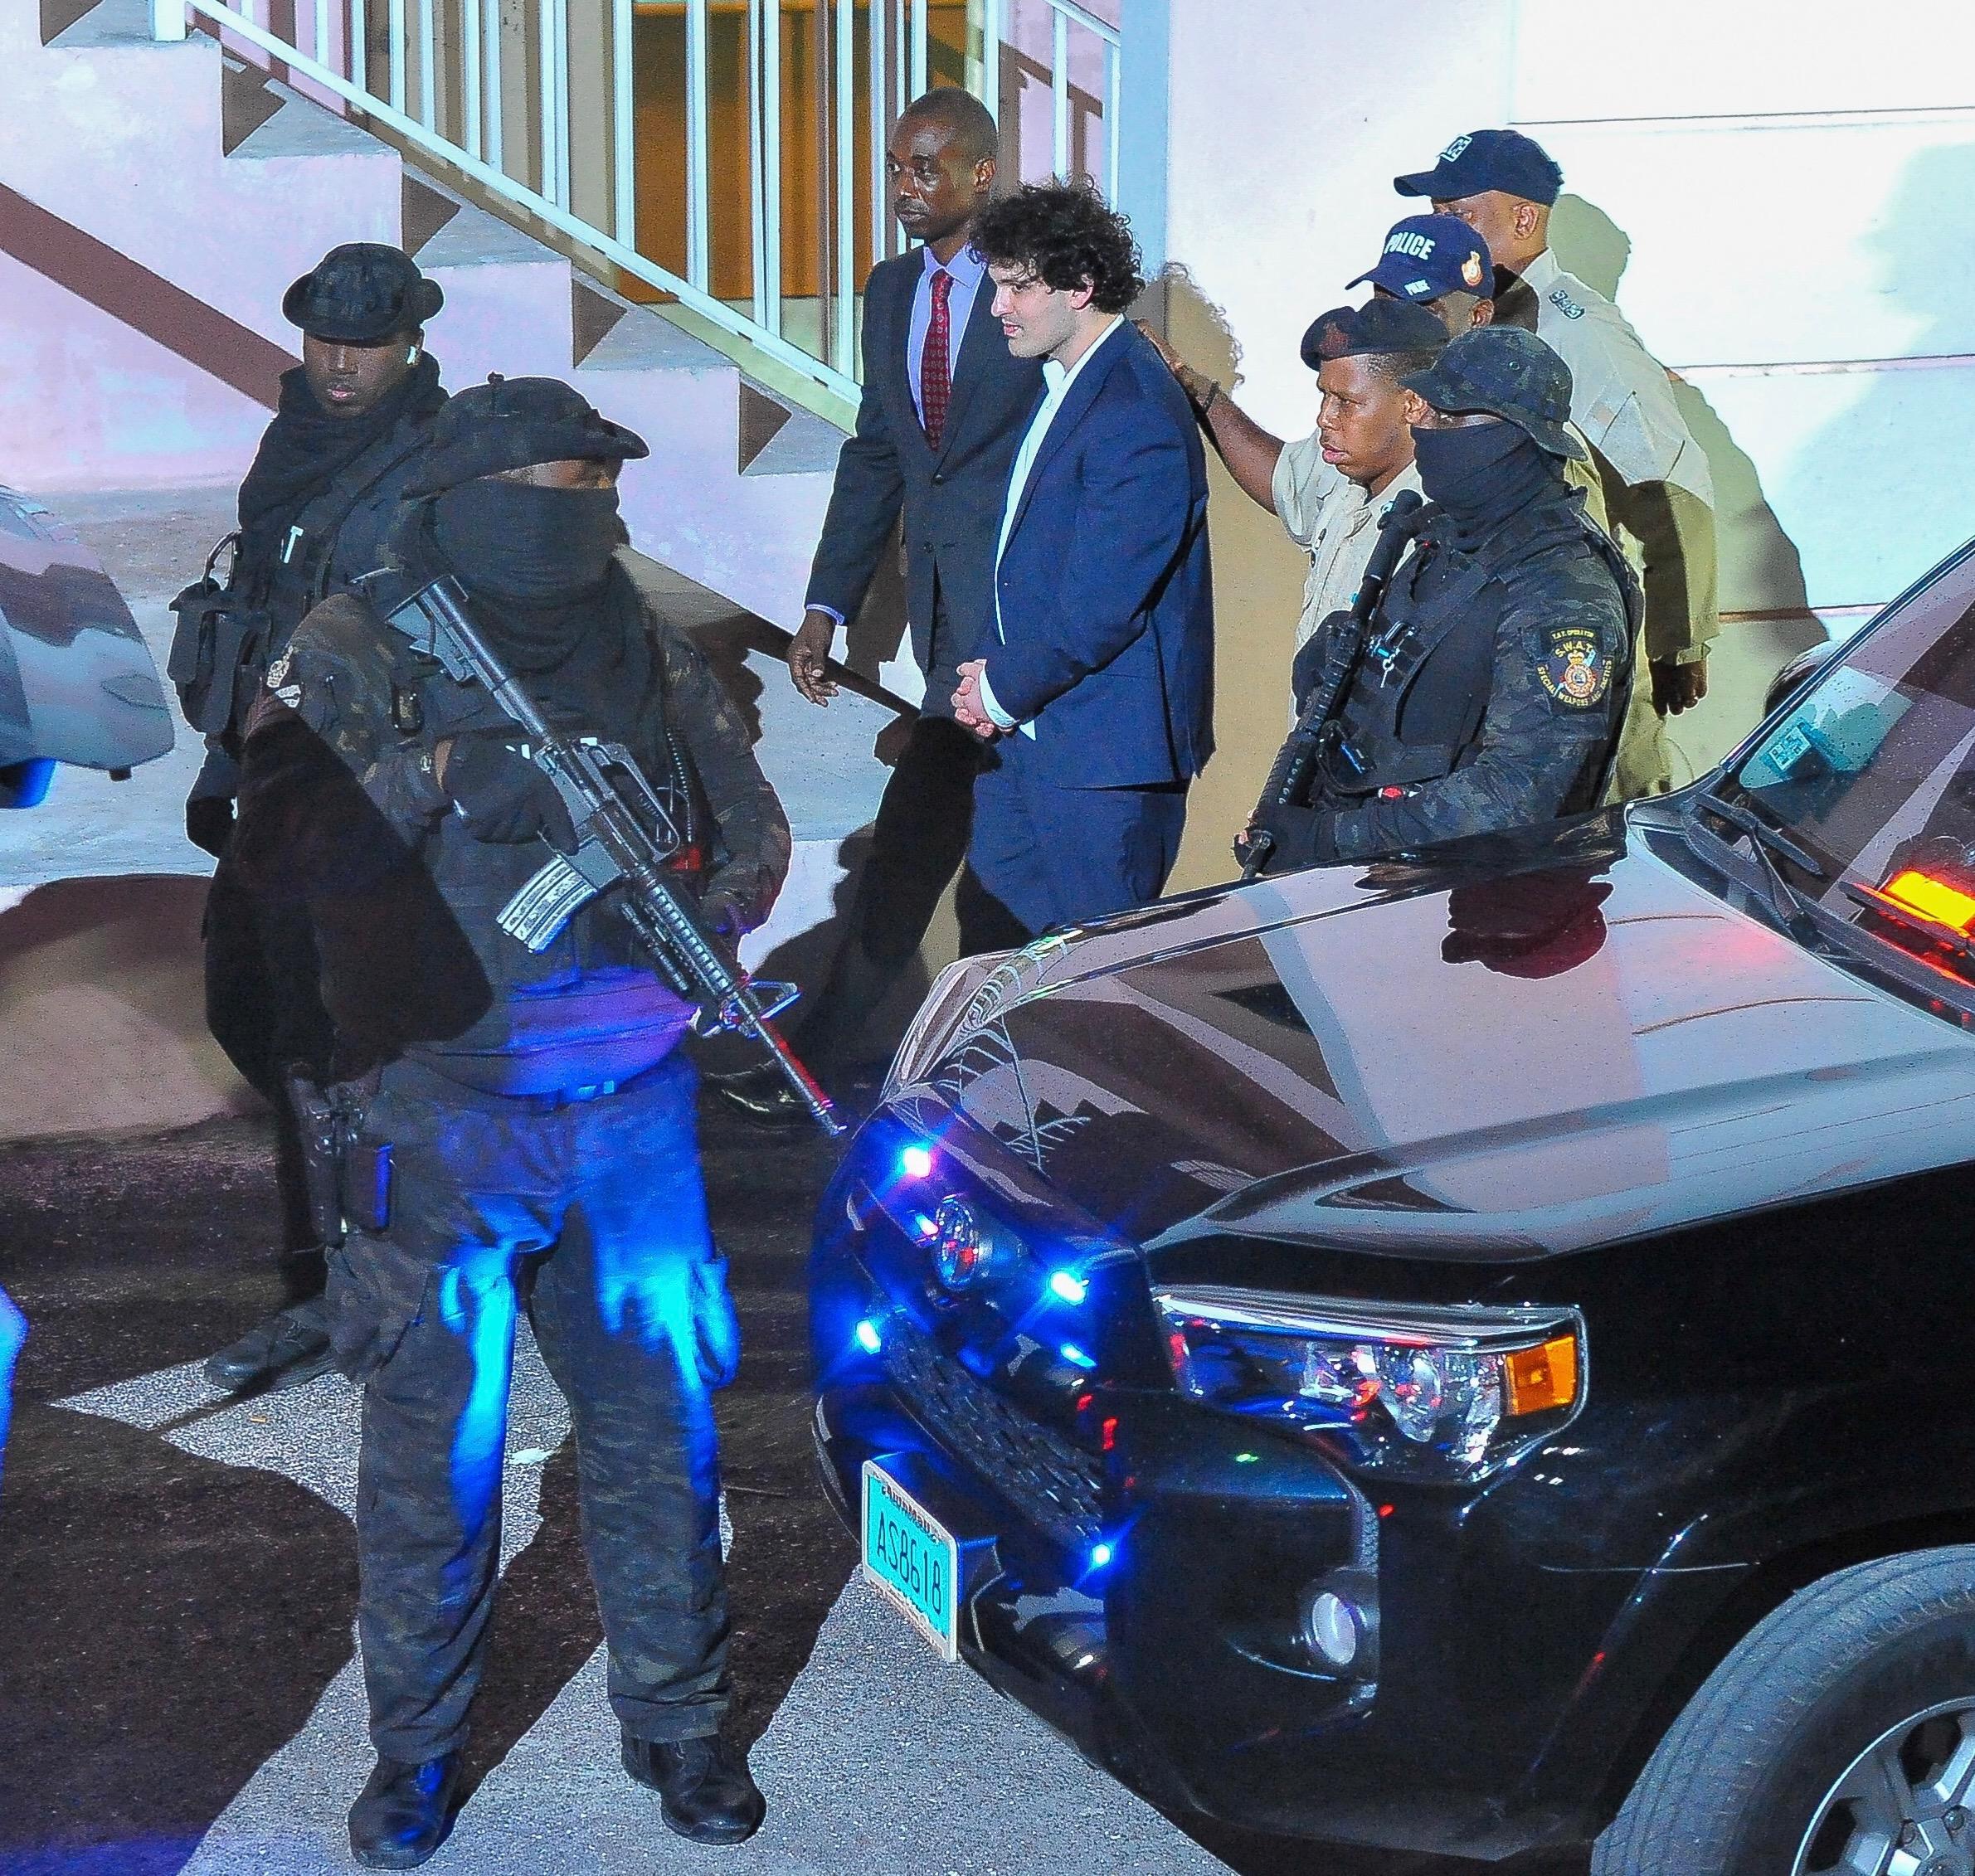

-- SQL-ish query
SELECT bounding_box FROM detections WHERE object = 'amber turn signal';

[1504,1334,1579,1417]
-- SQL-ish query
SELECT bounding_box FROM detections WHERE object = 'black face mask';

[431,479,624,608]
[1410,419,1557,549]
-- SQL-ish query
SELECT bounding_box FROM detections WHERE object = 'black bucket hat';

[283,243,445,345]
[406,375,649,495]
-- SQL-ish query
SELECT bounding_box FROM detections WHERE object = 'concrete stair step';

[743,399,845,479]
[406,183,576,384]
[47,0,159,49]
[574,280,732,376]
[228,79,387,163]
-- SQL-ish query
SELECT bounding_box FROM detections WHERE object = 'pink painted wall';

[0,253,266,490]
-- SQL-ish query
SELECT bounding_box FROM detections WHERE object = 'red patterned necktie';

[921,268,954,450]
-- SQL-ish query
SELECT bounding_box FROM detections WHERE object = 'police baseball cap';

[1394,129,1564,207]
[1400,326,1584,459]
[282,243,444,344]
[406,375,649,494]
[1300,299,1447,371]
[1347,214,1494,304]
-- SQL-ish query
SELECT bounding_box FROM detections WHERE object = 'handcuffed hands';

[951,659,1004,741]
[438,735,576,850]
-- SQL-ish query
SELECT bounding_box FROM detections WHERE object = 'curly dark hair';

[971,180,1144,314]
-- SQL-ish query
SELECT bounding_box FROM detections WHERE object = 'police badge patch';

[1539,625,1609,708]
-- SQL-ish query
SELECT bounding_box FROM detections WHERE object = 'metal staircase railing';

[148,0,1120,415]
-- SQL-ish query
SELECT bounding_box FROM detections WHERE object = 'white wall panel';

[1536,116,1975,368]
[1689,363,1975,612]
[1511,0,1975,123]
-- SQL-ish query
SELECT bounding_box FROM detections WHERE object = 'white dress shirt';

[977,313,1126,735]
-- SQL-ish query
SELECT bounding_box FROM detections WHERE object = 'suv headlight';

[1154,1287,1585,1483]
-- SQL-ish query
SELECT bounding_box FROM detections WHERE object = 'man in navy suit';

[718,88,1043,1124]
[952,182,1214,937]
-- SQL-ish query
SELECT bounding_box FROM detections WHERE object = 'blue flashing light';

[1088,1541,1114,1570]
[854,1318,883,1355]
[899,1143,935,1180]
[1059,1341,1097,1371]
[1047,1270,1089,1305]
[912,1213,938,1243]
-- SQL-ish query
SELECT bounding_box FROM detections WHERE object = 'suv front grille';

[883,1320,1105,1549]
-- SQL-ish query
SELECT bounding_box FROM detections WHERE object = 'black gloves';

[185,794,236,858]
[442,736,576,849]
[1238,799,1325,875]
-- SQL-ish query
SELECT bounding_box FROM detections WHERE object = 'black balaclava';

[1411,418,1558,551]
[432,478,624,614]
[421,476,649,730]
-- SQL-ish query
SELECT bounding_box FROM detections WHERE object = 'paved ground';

[0,1102,1588,1876]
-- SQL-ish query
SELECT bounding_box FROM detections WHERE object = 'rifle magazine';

[498,839,623,952]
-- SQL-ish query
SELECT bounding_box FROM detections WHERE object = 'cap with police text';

[282,243,444,345]
[1399,327,1583,459]
[1347,214,1494,304]
[407,375,649,495]
[1394,129,1564,207]
[1301,299,1447,372]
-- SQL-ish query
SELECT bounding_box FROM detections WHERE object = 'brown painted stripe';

[0,183,297,407]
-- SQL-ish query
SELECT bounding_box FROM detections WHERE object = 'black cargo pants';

[329,1052,736,1763]
[203,853,337,1261]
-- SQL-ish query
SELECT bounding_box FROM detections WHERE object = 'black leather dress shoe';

[621,1730,766,1844]
[348,1752,461,1869]
[709,1062,814,1129]
[202,1295,337,1392]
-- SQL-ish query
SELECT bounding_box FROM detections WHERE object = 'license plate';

[861,1460,960,1662]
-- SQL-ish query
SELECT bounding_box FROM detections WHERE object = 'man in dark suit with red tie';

[718,87,1043,1124]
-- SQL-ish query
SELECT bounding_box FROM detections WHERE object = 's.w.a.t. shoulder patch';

[1538,625,1611,709]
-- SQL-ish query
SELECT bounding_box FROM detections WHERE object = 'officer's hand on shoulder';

[437,733,577,851]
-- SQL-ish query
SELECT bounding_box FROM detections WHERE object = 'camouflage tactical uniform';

[234,556,789,1767]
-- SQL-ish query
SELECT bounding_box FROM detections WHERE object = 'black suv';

[811,540,1975,1876]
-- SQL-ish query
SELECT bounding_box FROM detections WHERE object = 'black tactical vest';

[363,574,706,1095]
[1319,495,1637,804]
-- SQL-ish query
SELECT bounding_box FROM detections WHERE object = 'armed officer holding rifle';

[233,376,784,1866]
[1239,325,1638,874]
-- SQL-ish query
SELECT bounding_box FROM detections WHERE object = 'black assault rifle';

[1240,488,1426,881]
[380,573,844,1139]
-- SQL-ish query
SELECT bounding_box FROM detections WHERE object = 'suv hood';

[889,813,1975,1261]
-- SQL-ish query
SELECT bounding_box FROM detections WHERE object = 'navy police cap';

[1394,129,1564,207]
[1300,299,1447,372]
[1348,214,1494,304]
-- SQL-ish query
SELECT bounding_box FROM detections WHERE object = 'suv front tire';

[1595,1548,1975,1876]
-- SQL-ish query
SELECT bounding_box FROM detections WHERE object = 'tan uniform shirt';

[1273,435,1424,652]
[1522,246,1718,679]
[1524,248,1712,506]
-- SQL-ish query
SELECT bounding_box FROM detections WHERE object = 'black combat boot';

[347,1752,461,1869]
[620,1729,766,1844]
[202,1294,337,1392]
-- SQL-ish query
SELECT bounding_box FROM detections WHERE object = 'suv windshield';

[1719,543,1975,985]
